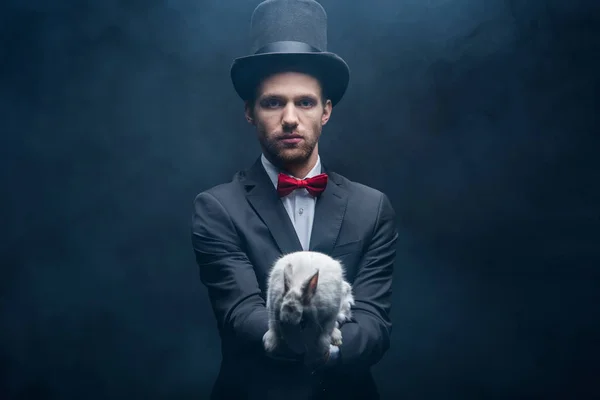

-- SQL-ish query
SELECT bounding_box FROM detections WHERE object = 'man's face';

[245,71,332,169]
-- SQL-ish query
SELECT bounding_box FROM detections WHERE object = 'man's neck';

[263,152,320,179]
[283,161,317,179]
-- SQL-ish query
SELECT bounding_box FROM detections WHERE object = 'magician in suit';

[191,0,398,398]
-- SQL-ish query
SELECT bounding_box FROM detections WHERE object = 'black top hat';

[230,0,350,106]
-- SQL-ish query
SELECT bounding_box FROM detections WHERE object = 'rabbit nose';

[283,303,297,314]
[281,304,301,323]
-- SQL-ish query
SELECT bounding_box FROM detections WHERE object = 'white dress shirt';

[260,153,340,364]
[261,153,320,251]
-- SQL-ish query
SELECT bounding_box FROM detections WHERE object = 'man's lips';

[278,134,302,140]
[279,137,303,144]
[278,134,303,145]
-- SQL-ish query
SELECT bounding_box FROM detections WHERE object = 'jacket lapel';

[243,158,303,255]
[309,167,349,255]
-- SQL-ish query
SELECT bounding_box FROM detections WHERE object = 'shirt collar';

[261,153,322,189]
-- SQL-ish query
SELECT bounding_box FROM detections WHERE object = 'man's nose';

[281,103,299,127]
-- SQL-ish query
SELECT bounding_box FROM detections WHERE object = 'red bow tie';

[276,173,328,197]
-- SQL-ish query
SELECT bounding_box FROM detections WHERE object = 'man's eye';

[263,99,280,108]
[299,100,314,107]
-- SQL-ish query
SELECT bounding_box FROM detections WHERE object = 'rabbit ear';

[283,262,293,294]
[302,269,319,303]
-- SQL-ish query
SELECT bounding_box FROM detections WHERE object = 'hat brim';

[230,52,350,107]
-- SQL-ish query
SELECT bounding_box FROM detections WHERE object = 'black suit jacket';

[191,157,398,400]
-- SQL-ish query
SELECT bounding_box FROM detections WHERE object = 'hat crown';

[250,0,328,54]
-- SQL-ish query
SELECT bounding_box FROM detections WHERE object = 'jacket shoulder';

[192,170,247,205]
[330,171,388,202]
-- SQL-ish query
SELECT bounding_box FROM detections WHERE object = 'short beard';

[259,128,320,170]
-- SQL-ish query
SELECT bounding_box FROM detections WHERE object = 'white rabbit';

[263,251,354,367]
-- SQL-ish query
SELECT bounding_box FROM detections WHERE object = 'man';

[191,1,398,398]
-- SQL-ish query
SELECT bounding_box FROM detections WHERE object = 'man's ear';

[244,101,254,125]
[321,99,332,126]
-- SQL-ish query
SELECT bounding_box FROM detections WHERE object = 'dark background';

[1,0,599,398]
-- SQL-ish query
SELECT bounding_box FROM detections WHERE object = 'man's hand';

[263,331,305,363]
[304,345,336,372]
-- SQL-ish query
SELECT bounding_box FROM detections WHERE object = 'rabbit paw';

[331,327,343,346]
[263,329,278,353]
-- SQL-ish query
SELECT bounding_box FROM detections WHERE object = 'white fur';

[263,251,354,366]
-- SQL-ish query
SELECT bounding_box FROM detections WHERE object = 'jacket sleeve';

[191,191,269,352]
[338,192,398,368]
